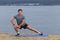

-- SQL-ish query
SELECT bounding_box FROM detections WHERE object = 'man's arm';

[19,19,25,26]
[10,17,15,25]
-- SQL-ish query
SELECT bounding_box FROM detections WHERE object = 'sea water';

[0,6,60,34]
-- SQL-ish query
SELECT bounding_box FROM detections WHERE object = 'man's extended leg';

[27,25,42,34]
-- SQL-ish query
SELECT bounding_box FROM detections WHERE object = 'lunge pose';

[10,9,43,36]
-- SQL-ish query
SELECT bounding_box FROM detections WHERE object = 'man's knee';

[14,26,18,29]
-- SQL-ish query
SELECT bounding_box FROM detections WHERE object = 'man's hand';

[13,24,20,28]
[19,19,25,26]
[10,17,22,29]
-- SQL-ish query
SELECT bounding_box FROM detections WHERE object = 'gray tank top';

[14,14,25,25]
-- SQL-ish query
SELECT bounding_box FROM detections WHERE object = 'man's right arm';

[10,17,15,26]
[10,17,20,28]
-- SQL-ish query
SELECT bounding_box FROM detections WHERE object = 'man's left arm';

[19,19,25,26]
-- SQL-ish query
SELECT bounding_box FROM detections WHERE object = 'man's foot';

[15,33,20,36]
[38,32,43,35]
[39,33,43,35]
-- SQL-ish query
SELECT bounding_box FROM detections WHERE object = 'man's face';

[18,11,22,15]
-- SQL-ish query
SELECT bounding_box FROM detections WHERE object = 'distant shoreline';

[0,3,60,6]
[1,0,60,6]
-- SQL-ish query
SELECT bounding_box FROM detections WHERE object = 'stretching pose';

[10,9,43,36]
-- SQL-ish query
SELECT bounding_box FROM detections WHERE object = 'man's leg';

[26,25,41,34]
[14,26,19,33]
[13,25,21,36]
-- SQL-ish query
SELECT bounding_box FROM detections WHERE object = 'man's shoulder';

[14,14,18,18]
[22,15,25,18]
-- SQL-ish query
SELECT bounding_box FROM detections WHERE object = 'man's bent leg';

[14,26,19,33]
[14,26,21,36]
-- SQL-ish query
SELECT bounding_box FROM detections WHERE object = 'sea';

[0,6,60,34]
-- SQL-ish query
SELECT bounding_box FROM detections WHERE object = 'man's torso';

[14,14,25,25]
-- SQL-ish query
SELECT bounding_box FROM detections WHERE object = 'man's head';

[18,9,23,15]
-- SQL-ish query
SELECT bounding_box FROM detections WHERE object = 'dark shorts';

[19,24,28,29]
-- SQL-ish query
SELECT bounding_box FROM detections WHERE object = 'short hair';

[18,9,22,12]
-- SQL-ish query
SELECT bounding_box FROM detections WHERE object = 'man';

[10,9,43,36]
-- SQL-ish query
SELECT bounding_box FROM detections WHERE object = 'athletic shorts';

[19,23,28,29]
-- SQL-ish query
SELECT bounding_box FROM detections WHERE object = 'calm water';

[0,6,60,34]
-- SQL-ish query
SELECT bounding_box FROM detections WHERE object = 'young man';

[10,9,43,36]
